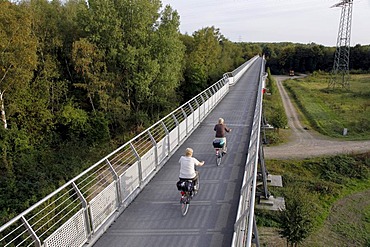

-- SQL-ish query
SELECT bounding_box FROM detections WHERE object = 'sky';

[160,0,370,46]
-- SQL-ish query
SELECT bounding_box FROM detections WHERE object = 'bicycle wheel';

[216,152,222,166]
[193,177,199,195]
[180,194,190,216]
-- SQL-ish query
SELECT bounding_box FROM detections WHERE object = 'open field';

[259,188,370,247]
[302,188,370,247]
[264,75,370,159]
[284,73,370,140]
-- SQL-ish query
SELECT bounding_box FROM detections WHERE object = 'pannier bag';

[213,139,225,148]
[176,180,193,192]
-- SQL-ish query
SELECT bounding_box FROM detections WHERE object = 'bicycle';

[177,178,199,216]
[213,138,226,166]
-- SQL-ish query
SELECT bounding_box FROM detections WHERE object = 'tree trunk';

[0,91,7,129]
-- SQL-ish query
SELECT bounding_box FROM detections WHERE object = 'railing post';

[21,216,41,247]
[210,86,216,108]
[147,130,158,167]
[188,102,194,129]
[72,182,92,238]
[205,89,211,113]
[161,120,170,155]
[258,142,269,199]
[194,99,200,125]
[171,113,179,146]
[130,143,142,185]
[252,216,260,247]
[180,107,188,135]
[200,95,205,121]
[105,159,122,204]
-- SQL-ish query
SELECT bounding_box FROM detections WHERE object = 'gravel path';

[264,75,370,160]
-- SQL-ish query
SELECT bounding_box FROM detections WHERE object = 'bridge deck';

[92,58,262,247]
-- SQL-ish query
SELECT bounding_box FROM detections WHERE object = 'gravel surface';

[264,75,370,160]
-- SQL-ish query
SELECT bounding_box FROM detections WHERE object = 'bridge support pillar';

[257,142,270,199]
[256,138,285,211]
[252,216,260,247]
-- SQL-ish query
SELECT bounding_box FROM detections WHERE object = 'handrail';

[231,56,266,247]
[224,55,259,86]
[0,56,260,247]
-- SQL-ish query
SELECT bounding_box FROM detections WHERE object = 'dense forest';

[1,0,369,225]
[261,42,370,75]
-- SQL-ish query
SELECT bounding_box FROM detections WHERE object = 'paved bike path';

[92,58,262,247]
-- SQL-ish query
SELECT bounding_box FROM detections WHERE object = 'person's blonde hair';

[218,118,224,124]
[185,148,193,156]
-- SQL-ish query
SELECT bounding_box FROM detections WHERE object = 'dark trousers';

[179,171,199,190]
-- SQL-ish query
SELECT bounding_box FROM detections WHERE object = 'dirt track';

[264,75,370,160]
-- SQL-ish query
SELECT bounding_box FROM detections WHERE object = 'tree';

[14,0,69,143]
[217,39,243,78]
[147,5,185,118]
[239,42,262,60]
[193,26,223,83]
[181,26,223,101]
[270,104,287,132]
[266,67,277,95]
[279,45,296,74]
[279,188,318,247]
[115,0,162,114]
[72,38,111,113]
[0,1,37,129]
[350,44,370,71]
[262,44,276,59]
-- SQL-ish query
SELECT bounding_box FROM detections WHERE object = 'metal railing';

[232,56,266,247]
[0,56,259,247]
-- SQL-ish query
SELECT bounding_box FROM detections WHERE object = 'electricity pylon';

[328,0,353,89]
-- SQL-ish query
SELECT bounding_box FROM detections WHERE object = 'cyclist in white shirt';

[179,148,204,191]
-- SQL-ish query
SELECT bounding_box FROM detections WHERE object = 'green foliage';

[263,131,281,145]
[248,42,370,75]
[350,44,370,72]
[261,152,370,246]
[364,205,370,245]
[0,1,37,86]
[239,43,262,59]
[269,106,287,130]
[265,67,277,95]
[256,209,280,227]
[60,103,88,130]
[0,1,38,131]
[319,155,369,181]
[263,68,288,143]
[179,26,245,102]
[278,188,319,246]
[72,38,111,113]
[146,5,185,117]
[181,27,221,100]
